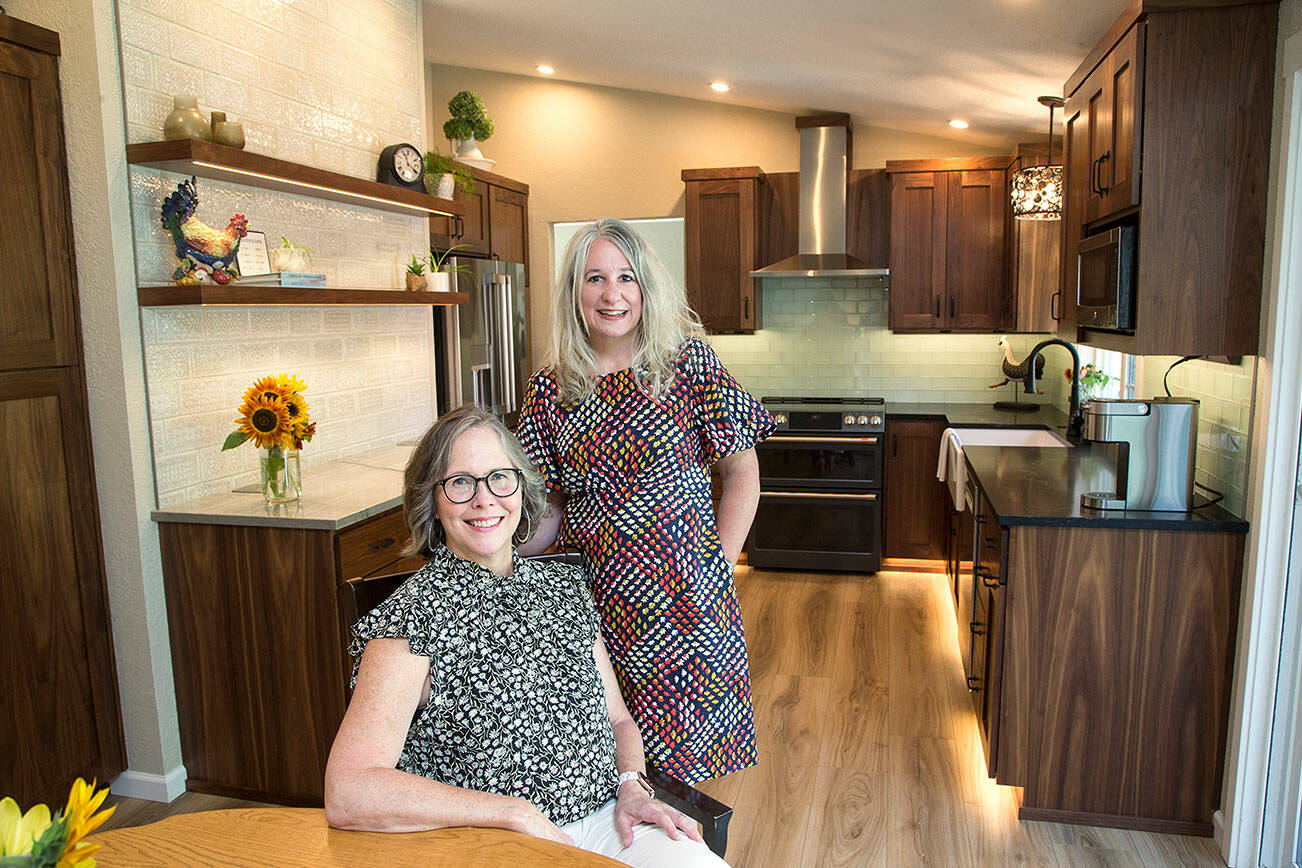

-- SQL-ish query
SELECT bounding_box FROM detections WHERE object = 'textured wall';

[709,277,1066,405]
[119,0,435,502]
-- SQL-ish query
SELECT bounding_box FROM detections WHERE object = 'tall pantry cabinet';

[0,14,127,805]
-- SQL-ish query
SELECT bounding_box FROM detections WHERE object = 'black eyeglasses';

[434,468,523,503]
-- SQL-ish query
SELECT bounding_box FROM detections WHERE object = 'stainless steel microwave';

[1076,224,1136,331]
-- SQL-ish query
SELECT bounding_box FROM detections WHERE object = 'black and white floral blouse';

[348,545,619,825]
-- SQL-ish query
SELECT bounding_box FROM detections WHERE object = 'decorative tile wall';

[1137,356,1256,517]
[118,0,435,506]
[708,277,1068,405]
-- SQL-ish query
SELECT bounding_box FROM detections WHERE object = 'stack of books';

[237,272,327,288]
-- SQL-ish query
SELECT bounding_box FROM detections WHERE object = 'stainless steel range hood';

[751,115,888,279]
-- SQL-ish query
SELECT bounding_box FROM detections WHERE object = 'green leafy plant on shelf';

[442,90,494,142]
[428,244,477,278]
[422,148,476,195]
[406,254,427,276]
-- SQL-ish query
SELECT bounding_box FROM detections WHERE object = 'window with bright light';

[1077,345,1138,398]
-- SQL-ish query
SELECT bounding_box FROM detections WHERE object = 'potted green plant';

[270,236,314,273]
[422,148,476,199]
[405,253,428,292]
[442,90,494,160]
[426,244,475,292]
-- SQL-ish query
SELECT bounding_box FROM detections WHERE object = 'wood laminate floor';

[97,567,1227,867]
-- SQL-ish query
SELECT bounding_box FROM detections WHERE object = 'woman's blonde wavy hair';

[549,218,704,403]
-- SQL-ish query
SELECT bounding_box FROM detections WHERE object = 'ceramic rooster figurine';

[160,177,249,285]
[989,335,1045,389]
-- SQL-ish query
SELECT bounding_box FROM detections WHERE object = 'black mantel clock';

[376,142,424,190]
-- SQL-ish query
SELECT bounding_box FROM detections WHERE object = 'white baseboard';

[110,765,187,803]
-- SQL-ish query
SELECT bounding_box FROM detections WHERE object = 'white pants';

[561,798,729,868]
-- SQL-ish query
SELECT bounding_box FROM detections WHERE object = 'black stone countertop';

[963,444,1248,531]
[890,401,1072,431]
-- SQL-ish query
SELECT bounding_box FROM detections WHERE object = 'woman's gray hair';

[549,217,704,404]
[404,405,548,557]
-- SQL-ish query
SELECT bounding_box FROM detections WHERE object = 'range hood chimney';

[751,114,887,278]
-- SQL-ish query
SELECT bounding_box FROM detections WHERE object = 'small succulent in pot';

[405,254,428,291]
[270,235,314,273]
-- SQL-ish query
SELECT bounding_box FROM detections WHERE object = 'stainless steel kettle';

[1080,397,1199,512]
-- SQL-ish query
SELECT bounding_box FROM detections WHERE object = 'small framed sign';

[236,229,271,277]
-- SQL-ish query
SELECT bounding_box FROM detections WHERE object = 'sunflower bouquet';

[0,777,115,867]
[222,373,315,502]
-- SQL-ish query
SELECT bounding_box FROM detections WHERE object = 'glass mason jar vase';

[260,445,301,503]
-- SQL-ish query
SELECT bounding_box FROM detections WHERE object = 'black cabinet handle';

[892,434,898,458]
[1051,290,1060,322]
[935,297,941,319]
[1090,156,1099,195]
[369,537,396,552]
[1097,151,1111,194]
[967,675,982,692]
[977,567,1000,589]
[950,296,956,318]
[744,297,749,319]
[970,620,985,635]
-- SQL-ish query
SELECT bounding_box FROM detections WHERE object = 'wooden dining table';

[90,807,624,866]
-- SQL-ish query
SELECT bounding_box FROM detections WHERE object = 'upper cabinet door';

[946,169,1007,331]
[0,42,78,371]
[1101,24,1144,218]
[683,174,760,334]
[488,185,527,265]
[1059,94,1091,340]
[889,171,947,330]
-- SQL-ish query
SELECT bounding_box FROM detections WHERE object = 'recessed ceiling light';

[949,119,970,129]
[536,65,554,75]
[711,81,730,93]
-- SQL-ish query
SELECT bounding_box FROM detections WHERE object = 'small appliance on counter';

[1079,397,1198,512]
[433,257,528,428]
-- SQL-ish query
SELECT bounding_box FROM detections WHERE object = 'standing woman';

[515,218,774,783]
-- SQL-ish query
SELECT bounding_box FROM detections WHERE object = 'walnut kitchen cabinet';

[886,158,1015,332]
[682,167,763,334]
[158,506,422,804]
[1008,141,1062,334]
[1058,0,1276,355]
[0,14,127,807]
[430,167,530,278]
[960,444,1247,834]
[883,418,949,559]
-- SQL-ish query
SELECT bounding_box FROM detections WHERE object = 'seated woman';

[324,406,727,867]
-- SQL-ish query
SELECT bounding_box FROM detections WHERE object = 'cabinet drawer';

[336,508,411,579]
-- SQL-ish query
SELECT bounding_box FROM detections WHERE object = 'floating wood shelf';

[126,139,464,218]
[137,284,469,307]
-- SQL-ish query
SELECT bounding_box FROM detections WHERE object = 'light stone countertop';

[150,443,416,531]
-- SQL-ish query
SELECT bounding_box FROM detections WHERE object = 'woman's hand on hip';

[505,798,576,847]
[614,786,704,848]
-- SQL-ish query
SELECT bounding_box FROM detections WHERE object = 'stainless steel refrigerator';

[433,257,529,428]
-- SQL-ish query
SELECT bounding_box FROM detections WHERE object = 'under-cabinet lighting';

[711,81,730,92]
[189,160,456,216]
[948,119,969,129]
[537,65,554,75]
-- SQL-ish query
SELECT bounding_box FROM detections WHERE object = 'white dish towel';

[936,427,968,511]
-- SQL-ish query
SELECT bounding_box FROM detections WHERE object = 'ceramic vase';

[212,121,245,150]
[260,446,301,503]
[426,172,456,199]
[452,137,483,160]
[163,95,211,141]
[427,272,453,292]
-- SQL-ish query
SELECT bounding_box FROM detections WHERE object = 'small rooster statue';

[160,177,249,285]
[989,335,1045,389]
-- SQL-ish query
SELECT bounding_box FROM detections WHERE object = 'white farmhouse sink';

[938,426,1070,509]
[948,427,1071,449]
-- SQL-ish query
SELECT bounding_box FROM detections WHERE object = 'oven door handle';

[759,491,878,500]
[765,435,879,444]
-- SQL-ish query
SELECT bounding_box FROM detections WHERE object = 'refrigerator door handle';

[490,272,518,416]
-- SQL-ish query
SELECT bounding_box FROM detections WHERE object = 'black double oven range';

[745,397,885,573]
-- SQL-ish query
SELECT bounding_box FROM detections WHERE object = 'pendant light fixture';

[1010,95,1065,220]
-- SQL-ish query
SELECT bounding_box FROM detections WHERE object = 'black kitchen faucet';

[1023,339,1084,439]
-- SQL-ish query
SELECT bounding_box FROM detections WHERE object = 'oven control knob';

[774,412,787,427]
[843,414,855,426]
[870,414,883,427]
[857,414,868,425]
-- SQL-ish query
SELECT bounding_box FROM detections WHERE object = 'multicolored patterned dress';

[516,338,774,782]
